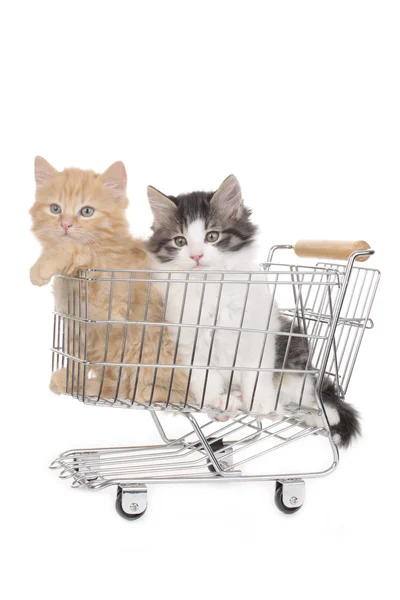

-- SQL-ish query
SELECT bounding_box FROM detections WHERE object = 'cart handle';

[294,240,371,262]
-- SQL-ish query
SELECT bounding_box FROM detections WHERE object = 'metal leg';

[217,444,233,470]
[151,411,178,444]
[185,413,240,477]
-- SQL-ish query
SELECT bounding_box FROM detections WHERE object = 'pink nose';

[62,222,73,233]
[190,253,204,264]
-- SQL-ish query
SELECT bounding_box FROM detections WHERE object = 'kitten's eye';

[80,206,95,217]
[174,236,187,247]
[50,204,61,215]
[206,231,219,243]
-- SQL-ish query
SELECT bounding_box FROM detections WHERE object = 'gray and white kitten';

[146,175,360,447]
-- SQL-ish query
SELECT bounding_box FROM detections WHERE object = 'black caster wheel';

[274,481,303,514]
[115,486,147,521]
[193,438,227,473]
[206,438,226,473]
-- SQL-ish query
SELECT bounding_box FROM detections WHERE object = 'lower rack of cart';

[50,409,335,518]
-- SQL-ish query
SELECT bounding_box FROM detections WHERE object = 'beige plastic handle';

[294,240,371,262]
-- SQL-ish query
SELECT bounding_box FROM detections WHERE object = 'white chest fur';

[154,270,281,413]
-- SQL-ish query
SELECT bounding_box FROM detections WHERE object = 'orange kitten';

[30,157,188,405]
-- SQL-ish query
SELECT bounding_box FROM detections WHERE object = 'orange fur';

[30,157,189,405]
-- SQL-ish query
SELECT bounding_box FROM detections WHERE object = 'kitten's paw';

[30,262,53,286]
[211,391,243,422]
[141,385,169,404]
[50,369,67,395]
[299,404,340,431]
[83,378,102,398]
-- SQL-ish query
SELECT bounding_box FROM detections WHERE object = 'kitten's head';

[147,175,258,270]
[30,157,129,246]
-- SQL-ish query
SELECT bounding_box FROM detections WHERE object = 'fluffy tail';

[320,377,361,448]
[277,316,361,448]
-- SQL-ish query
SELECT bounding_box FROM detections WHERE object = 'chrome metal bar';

[336,268,366,373]
[185,414,240,476]
[150,412,181,445]
[289,267,309,407]
[342,270,380,392]
[66,285,71,394]
[266,245,294,263]
[82,275,89,401]
[54,275,338,285]
[51,314,331,339]
[114,272,135,400]
[52,313,56,372]
[131,273,153,404]
[97,272,115,401]
[184,273,207,406]
[166,272,190,407]
[201,274,225,408]
[71,285,76,397]
[49,352,319,373]
[315,250,375,420]
[71,265,331,275]
[77,279,82,396]
[225,273,252,410]
[275,276,305,410]
[249,273,278,411]
[149,273,172,405]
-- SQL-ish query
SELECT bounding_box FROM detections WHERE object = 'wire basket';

[51,263,378,415]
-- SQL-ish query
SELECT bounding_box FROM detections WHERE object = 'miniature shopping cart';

[49,240,379,519]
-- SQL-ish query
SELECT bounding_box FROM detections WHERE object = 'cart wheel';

[274,481,304,514]
[206,438,225,473]
[115,485,147,521]
[194,438,231,473]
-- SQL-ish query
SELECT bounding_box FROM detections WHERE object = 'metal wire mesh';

[50,259,379,420]
[50,412,329,487]
[316,262,380,395]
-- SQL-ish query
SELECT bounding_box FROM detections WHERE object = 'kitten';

[30,157,188,405]
[146,175,360,447]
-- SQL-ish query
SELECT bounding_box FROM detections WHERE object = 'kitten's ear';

[34,156,59,188]
[101,161,127,198]
[210,174,243,219]
[147,186,177,223]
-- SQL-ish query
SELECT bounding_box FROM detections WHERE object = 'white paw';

[302,404,340,430]
[323,404,340,427]
[210,391,243,422]
[302,412,321,428]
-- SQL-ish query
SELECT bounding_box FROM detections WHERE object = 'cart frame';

[49,242,380,518]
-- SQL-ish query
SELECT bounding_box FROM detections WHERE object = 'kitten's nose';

[190,253,204,264]
[61,221,73,233]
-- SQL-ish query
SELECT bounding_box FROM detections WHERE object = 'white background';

[1,1,399,598]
